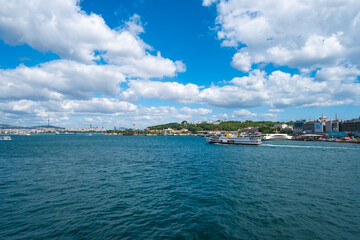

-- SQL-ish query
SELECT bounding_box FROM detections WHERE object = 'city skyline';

[1,0,360,128]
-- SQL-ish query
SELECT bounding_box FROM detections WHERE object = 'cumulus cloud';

[202,0,218,7]
[0,99,212,128]
[180,107,212,115]
[122,80,200,103]
[231,50,252,72]
[0,0,142,62]
[0,0,187,126]
[0,60,126,101]
[231,109,279,121]
[122,68,360,109]
[0,98,137,116]
[268,109,284,113]
[205,0,360,71]
[232,109,257,118]
[0,0,183,79]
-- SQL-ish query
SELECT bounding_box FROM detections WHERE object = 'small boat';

[0,136,12,140]
[263,133,293,141]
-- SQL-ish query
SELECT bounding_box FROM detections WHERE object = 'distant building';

[293,121,305,134]
[332,121,340,132]
[294,115,344,134]
[274,123,293,130]
[340,117,360,132]
[173,128,189,133]
[163,128,174,135]
[326,120,340,132]
[243,127,258,134]
[317,114,331,124]
[303,122,315,134]
[314,121,323,133]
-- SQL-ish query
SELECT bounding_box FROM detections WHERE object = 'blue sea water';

[0,135,360,240]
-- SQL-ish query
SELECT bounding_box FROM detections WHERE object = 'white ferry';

[0,136,12,140]
[263,133,293,141]
[205,133,262,145]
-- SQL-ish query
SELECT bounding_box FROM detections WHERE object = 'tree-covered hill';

[148,120,293,133]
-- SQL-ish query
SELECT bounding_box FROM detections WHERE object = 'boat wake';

[262,144,360,150]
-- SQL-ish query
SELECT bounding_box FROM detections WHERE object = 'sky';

[0,0,360,128]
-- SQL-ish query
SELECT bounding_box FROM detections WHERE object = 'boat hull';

[205,135,262,145]
[0,136,12,140]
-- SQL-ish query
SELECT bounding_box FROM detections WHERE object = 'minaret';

[48,115,50,127]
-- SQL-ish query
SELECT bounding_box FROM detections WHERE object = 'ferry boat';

[205,134,220,143]
[205,133,262,145]
[0,136,11,140]
[263,133,293,141]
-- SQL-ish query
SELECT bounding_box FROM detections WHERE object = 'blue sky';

[0,0,359,128]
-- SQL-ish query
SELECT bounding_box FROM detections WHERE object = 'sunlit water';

[1,135,359,239]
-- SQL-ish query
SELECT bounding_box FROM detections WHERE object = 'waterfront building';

[340,117,360,132]
[325,121,332,132]
[293,121,305,134]
[326,120,340,132]
[314,121,323,133]
[332,121,340,132]
[302,122,314,134]
[163,128,174,135]
[294,115,349,134]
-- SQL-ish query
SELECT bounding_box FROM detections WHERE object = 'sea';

[1,135,359,240]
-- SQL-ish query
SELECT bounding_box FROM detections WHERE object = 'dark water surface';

[1,135,359,239]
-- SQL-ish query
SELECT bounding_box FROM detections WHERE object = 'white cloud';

[259,113,279,121]
[0,98,137,116]
[198,84,266,108]
[203,0,218,7]
[0,98,213,128]
[232,109,257,118]
[122,80,200,103]
[0,60,126,101]
[57,98,138,114]
[0,0,183,79]
[122,67,360,109]
[231,50,252,72]
[124,14,145,36]
[268,109,284,113]
[181,107,212,115]
[0,0,141,62]
[0,0,187,127]
[206,0,360,71]
[111,52,186,79]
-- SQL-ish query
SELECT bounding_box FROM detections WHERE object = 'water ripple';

[1,136,359,239]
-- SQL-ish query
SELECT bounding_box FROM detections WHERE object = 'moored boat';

[0,136,12,140]
[205,134,220,143]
